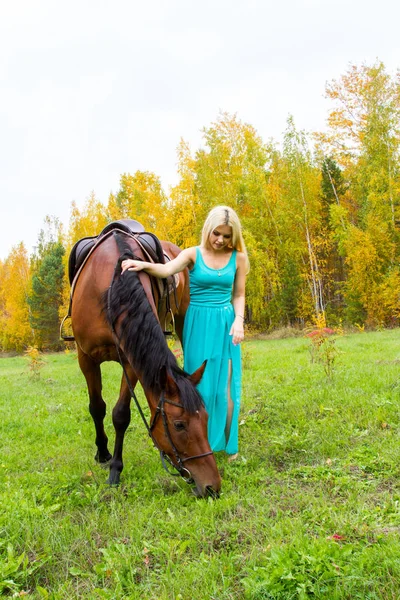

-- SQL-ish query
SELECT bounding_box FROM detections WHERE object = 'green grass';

[1,330,400,598]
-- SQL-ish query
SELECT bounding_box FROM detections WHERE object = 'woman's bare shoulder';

[178,246,197,268]
[183,246,197,256]
[235,251,246,265]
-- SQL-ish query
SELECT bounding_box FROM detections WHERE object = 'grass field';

[1,329,400,599]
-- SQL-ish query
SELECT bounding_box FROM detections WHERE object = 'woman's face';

[209,224,232,251]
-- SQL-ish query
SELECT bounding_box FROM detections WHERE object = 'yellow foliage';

[312,311,327,330]
[107,171,169,238]
[0,243,33,351]
[67,191,108,250]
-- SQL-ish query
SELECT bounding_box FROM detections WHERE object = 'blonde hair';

[201,206,250,271]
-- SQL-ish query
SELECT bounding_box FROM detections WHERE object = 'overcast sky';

[1,0,399,260]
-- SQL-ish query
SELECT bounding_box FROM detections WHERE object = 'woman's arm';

[230,252,247,345]
[121,247,196,278]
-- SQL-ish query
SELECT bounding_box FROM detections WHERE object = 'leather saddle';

[68,219,165,285]
[61,219,176,342]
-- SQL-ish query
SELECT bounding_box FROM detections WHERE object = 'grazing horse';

[70,229,221,498]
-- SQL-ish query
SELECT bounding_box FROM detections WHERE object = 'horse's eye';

[173,421,187,431]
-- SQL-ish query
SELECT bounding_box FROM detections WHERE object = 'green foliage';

[242,539,349,599]
[28,242,65,350]
[0,541,49,595]
[321,156,347,209]
[280,258,302,325]
[2,332,400,597]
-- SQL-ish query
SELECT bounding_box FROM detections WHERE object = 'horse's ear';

[159,365,178,396]
[188,360,207,386]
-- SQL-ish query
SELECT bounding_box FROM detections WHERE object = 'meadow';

[1,329,400,599]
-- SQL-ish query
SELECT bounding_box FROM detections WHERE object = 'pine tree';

[28,242,65,350]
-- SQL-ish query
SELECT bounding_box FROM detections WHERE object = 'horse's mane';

[103,233,203,414]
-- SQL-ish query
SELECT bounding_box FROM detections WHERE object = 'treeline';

[1,61,400,352]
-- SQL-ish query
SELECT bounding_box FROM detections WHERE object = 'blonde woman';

[121,206,249,460]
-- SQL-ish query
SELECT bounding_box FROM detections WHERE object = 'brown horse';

[71,230,221,498]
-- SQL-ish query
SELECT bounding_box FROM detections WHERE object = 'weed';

[0,542,49,595]
[241,341,252,370]
[306,328,339,378]
[24,346,46,379]
[305,313,339,378]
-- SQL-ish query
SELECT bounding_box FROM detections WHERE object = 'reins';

[106,245,212,484]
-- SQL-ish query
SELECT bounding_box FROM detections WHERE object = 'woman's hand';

[121,259,145,274]
[230,317,245,346]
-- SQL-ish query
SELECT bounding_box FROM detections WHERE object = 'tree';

[0,244,33,351]
[108,171,169,237]
[280,117,326,321]
[316,61,400,325]
[28,242,65,350]
[67,192,108,248]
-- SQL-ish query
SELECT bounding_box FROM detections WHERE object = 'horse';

[70,228,221,498]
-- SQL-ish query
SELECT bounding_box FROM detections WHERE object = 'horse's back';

[71,233,190,355]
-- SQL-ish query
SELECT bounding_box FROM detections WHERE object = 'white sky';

[1,0,399,259]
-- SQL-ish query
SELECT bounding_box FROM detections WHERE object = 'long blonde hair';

[201,206,250,271]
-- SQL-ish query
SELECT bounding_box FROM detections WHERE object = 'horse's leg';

[77,349,112,464]
[108,363,137,485]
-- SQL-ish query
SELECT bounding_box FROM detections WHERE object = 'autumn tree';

[0,244,33,351]
[279,117,326,321]
[169,113,272,324]
[107,171,169,237]
[4,60,399,340]
[67,191,108,249]
[317,61,400,325]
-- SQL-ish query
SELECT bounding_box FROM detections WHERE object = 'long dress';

[182,247,241,454]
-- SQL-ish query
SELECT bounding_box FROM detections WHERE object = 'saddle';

[68,219,165,285]
[61,219,177,342]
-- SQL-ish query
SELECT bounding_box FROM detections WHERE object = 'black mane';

[104,233,203,414]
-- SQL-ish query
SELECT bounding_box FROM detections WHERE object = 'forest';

[1,61,400,352]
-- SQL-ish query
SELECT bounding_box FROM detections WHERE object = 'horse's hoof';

[95,451,112,465]
[107,471,121,486]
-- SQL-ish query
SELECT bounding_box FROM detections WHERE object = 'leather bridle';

[149,392,213,482]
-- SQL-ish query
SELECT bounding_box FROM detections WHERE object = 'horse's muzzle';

[192,483,220,499]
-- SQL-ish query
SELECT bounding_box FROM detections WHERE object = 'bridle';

[107,251,213,484]
[149,392,213,483]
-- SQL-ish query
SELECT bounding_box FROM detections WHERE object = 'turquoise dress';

[183,247,241,454]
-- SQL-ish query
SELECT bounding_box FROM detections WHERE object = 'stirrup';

[163,309,175,337]
[60,314,75,341]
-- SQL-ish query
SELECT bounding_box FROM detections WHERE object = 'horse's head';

[149,361,222,498]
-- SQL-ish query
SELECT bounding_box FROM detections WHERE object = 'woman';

[121,206,249,460]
